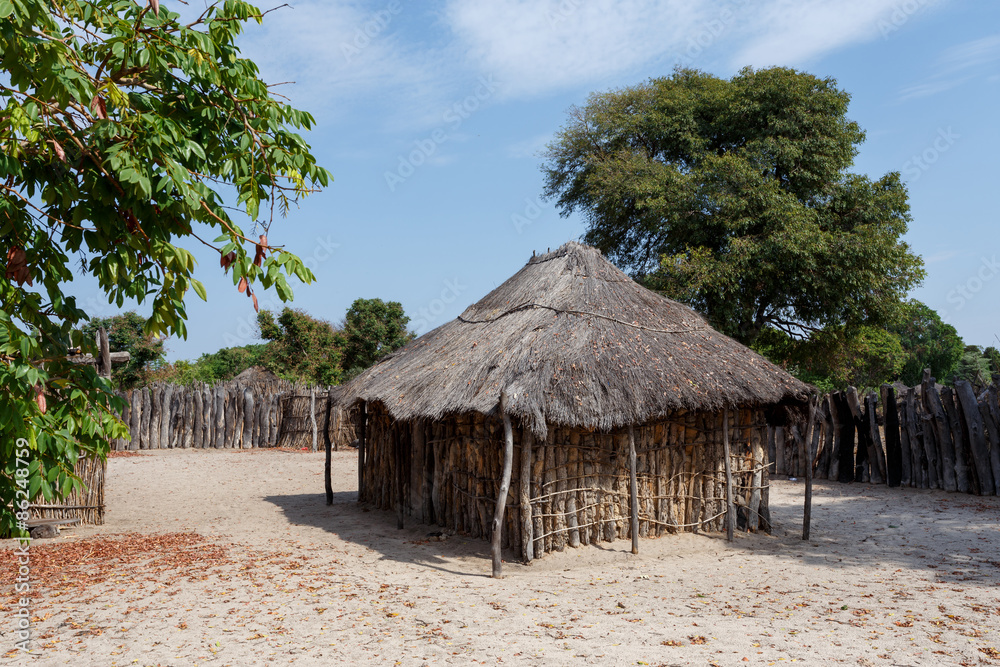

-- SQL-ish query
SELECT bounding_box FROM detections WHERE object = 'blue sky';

[76,0,1000,360]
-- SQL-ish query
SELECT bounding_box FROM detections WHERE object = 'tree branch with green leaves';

[0,0,332,536]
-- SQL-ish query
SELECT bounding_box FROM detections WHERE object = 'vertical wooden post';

[309,388,318,452]
[904,388,925,488]
[802,396,817,541]
[883,385,903,487]
[723,408,735,542]
[628,425,639,554]
[942,387,971,493]
[396,426,405,529]
[864,393,886,485]
[920,376,942,489]
[955,380,994,496]
[358,402,367,502]
[97,327,112,379]
[325,389,334,506]
[925,385,956,491]
[493,392,515,578]
[519,428,534,563]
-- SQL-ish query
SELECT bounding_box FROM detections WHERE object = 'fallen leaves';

[107,450,148,458]
[0,532,230,602]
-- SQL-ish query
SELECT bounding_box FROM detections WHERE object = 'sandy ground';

[3,448,1000,667]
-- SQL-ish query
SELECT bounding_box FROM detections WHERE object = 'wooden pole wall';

[627,425,639,555]
[771,374,1000,501]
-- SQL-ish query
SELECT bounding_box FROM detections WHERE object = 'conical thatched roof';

[231,365,283,385]
[338,242,809,436]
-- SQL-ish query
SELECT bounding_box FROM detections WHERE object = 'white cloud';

[939,33,1000,73]
[238,1,446,120]
[924,250,959,264]
[443,0,708,99]
[730,0,943,68]
[235,0,962,133]
[506,133,552,159]
[897,32,1000,101]
[897,75,972,101]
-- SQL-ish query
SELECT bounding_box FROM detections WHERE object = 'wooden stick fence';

[770,372,1000,497]
[112,381,356,451]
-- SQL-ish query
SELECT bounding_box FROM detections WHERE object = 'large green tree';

[340,298,412,380]
[0,0,330,535]
[754,325,906,392]
[888,300,964,386]
[257,308,342,385]
[80,311,165,389]
[542,67,924,345]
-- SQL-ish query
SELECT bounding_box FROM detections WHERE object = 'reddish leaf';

[34,386,46,414]
[148,0,159,15]
[5,247,32,286]
[220,251,236,272]
[253,234,269,267]
[251,292,259,312]
[90,94,107,120]
[237,276,248,293]
[50,139,66,163]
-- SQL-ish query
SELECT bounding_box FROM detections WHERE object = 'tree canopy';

[0,0,330,535]
[888,300,964,386]
[340,298,413,380]
[542,67,925,346]
[754,325,906,393]
[79,311,165,389]
[257,307,342,386]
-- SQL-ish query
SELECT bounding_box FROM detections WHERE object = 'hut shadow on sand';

[332,242,811,574]
[263,491,496,577]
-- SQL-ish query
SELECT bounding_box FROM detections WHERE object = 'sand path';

[3,448,999,666]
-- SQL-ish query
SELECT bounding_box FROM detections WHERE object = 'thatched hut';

[336,242,809,570]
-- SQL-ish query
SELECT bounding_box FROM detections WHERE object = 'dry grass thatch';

[231,366,285,386]
[338,242,809,436]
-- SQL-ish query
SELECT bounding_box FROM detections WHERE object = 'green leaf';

[191,279,207,301]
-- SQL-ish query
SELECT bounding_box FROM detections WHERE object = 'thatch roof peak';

[338,241,809,436]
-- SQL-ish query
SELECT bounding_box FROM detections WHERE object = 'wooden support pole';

[519,429,534,563]
[802,397,817,541]
[396,427,405,530]
[97,327,111,379]
[493,392,515,578]
[628,425,639,554]
[358,402,367,502]
[325,388,334,506]
[309,388,318,453]
[723,408,735,542]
